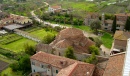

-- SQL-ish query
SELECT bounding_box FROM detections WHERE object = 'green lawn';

[101,32,113,49]
[29,29,57,40]
[1,68,22,76]
[0,38,36,53]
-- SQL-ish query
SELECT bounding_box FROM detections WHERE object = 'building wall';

[30,59,60,76]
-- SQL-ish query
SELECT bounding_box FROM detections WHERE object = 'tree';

[64,46,76,59]
[24,43,36,55]
[10,55,31,73]
[84,53,97,64]
[89,45,99,55]
[90,19,101,34]
[93,37,103,47]
[125,17,130,31]
[112,16,116,34]
[42,33,55,44]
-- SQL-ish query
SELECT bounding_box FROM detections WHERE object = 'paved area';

[0,60,9,72]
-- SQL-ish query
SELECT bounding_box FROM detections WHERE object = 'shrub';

[93,37,103,47]
[84,53,98,64]
[89,45,99,55]
[64,46,76,60]
[24,43,36,55]
[42,33,55,44]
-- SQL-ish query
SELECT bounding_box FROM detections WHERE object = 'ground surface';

[0,60,9,72]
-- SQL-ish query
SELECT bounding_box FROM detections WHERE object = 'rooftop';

[114,31,130,40]
[30,51,95,76]
[103,52,125,76]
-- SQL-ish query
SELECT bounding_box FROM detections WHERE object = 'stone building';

[30,51,95,76]
[49,28,95,56]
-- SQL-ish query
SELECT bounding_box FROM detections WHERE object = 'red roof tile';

[103,53,125,76]
[31,52,95,76]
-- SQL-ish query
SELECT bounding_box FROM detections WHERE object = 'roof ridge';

[110,52,126,57]
[68,62,79,76]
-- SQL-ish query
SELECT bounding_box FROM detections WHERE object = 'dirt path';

[100,45,110,57]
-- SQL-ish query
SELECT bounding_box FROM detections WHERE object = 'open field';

[101,32,113,49]
[0,68,22,76]
[0,33,37,53]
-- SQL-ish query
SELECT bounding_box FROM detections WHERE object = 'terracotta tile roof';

[57,28,83,40]
[105,19,113,24]
[116,21,125,25]
[114,31,130,40]
[115,13,130,16]
[31,51,75,69]
[114,40,127,47]
[57,62,95,76]
[54,39,73,48]
[70,63,95,76]
[51,5,61,9]
[31,52,95,76]
[103,53,125,76]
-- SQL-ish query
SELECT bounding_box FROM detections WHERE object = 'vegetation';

[125,17,130,31]
[24,43,36,55]
[89,45,99,55]
[112,16,116,34]
[64,46,76,60]
[42,13,83,26]
[2,0,45,16]
[90,19,101,34]
[101,32,113,48]
[84,53,97,64]
[10,55,31,74]
[42,33,55,44]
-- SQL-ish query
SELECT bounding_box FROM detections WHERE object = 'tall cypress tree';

[112,16,117,34]
[125,17,130,31]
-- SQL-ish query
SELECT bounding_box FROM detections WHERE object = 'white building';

[48,5,61,13]
[30,51,95,76]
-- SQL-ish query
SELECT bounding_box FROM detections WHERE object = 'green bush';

[89,45,99,55]
[24,43,36,55]
[93,37,103,47]
[84,53,97,64]
[64,46,76,60]
[42,33,55,44]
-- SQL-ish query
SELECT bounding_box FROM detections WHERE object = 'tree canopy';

[125,17,130,31]
[64,46,76,60]
[90,19,101,34]
[112,16,116,34]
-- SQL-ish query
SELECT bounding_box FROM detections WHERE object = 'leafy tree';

[84,53,97,64]
[89,45,99,55]
[19,55,31,73]
[42,33,55,44]
[64,46,76,60]
[24,43,36,55]
[93,37,103,47]
[90,19,101,34]
[112,16,117,34]
[10,55,31,73]
[125,17,130,31]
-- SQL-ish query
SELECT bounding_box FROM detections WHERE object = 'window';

[56,70,58,73]
[33,69,35,72]
[32,62,35,65]
[41,64,44,68]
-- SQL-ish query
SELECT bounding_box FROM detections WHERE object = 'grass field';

[1,68,22,76]
[29,29,57,40]
[101,32,113,49]
[0,34,37,53]
[0,38,36,53]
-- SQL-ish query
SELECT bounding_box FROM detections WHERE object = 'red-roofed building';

[103,52,125,76]
[30,51,95,76]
